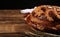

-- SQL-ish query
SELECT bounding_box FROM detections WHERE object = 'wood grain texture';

[0,10,38,37]
[0,10,29,33]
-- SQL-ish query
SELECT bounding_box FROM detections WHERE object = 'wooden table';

[0,10,38,37]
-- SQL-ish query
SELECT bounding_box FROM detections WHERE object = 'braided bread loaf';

[25,5,60,31]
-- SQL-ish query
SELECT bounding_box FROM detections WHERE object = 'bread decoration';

[25,5,60,31]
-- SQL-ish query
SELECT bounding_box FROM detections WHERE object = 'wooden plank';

[0,10,36,34]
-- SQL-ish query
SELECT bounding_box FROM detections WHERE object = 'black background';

[1,0,60,9]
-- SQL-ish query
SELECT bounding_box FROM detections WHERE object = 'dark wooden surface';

[0,10,59,37]
[0,10,38,37]
[0,10,35,33]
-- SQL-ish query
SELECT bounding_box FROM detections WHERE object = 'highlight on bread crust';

[25,5,60,31]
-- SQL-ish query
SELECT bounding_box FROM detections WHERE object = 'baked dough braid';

[25,5,60,31]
